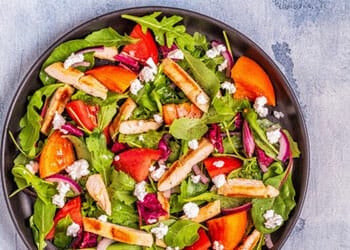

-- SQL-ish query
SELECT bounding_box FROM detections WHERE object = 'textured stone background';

[0,0,349,249]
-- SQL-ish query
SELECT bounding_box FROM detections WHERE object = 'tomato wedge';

[184,228,211,250]
[66,100,98,131]
[39,131,75,178]
[203,156,242,178]
[122,24,159,64]
[46,197,82,240]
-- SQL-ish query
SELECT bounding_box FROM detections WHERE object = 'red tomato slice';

[66,100,98,131]
[184,228,211,250]
[122,24,159,64]
[203,156,242,178]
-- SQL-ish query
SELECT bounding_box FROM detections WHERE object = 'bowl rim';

[1,6,309,249]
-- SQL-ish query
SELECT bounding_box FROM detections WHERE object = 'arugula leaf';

[283,129,301,158]
[228,158,262,180]
[30,198,56,250]
[251,162,296,233]
[183,51,220,98]
[19,84,63,158]
[65,135,92,163]
[164,220,201,249]
[122,12,195,50]
[86,131,114,184]
[119,130,165,149]
[169,118,208,140]
[85,27,135,47]
[53,215,73,248]
[11,166,56,203]
[98,92,127,130]
[107,243,142,250]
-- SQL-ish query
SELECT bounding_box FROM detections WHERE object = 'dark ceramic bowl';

[1,6,309,250]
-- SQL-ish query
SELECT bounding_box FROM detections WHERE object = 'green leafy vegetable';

[86,131,114,184]
[119,130,165,149]
[85,27,136,47]
[18,84,63,157]
[53,215,73,248]
[183,192,249,209]
[164,220,201,249]
[183,51,220,98]
[65,135,92,163]
[30,198,56,250]
[107,243,142,250]
[98,92,127,130]
[283,129,301,158]
[228,158,262,180]
[251,162,296,233]
[170,118,208,140]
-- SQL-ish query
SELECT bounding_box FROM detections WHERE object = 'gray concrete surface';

[0,0,349,249]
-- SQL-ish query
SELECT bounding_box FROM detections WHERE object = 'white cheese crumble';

[273,110,285,119]
[151,164,167,181]
[25,161,39,175]
[213,160,225,168]
[253,96,269,118]
[64,53,84,69]
[52,111,67,133]
[212,174,226,188]
[266,127,281,144]
[166,247,179,250]
[150,223,169,240]
[130,78,144,95]
[149,165,156,172]
[206,44,227,58]
[196,93,209,105]
[138,135,145,142]
[52,182,71,208]
[139,57,158,82]
[213,240,225,250]
[134,181,147,202]
[147,218,158,224]
[114,155,120,161]
[167,49,184,60]
[66,159,90,180]
[183,202,199,219]
[66,222,80,237]
[221,81,236,94]
[263,209,283,229]
[153,113,163,123]
[218,59,228,72]
[188,139,199,150]
[98,215,108,222]
[191,175,201,184]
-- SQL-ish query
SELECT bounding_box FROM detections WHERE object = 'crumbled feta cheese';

[66,222,80,237]
[151,164,167,181]
[98,215,108,222]
[213,240,224,250]
[139,58,158,82]
[212,174,226,188]
[188,139,199,150]
[114,155,120,161]
[206,44,227,58]
[147,218,158,224]
[25,161,39,175]
[149,165,156,172]
[134,181,147,202]
[57,181,71,195]
[196,93,209,105]
[263,209,283,229]
[153,113,163,123]
[218,59,228,72]
[52,194,66,208]
[66,159,90,180]
[253,96,268,117]
[213,160,225,168]
[273,110,285,119]
[151,223,169,240]
[146,58,158,74]
[221,81,236,94]
[166,247,179,250]
[266,127,281,144]
[183,202,199,219]
[52,111,66,131]
[130,79,144,95]
[64,53,84,69]
[167,49,184,60]
[52,182,71,208]
[191,175,201,184]
[138,135,145,142]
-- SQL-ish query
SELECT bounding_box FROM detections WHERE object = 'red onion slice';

[192,164,209,184]
[211,40,233,77]
[71,61,91,68]
[75,46,105,55]
[45,174,82,195]
[61,123,84,137]
[277,130,291,162]
[264,234,274,249]
[114,52,140,72]
[242,120,255,158]
[96,238,114,250]
[221,202,252,215]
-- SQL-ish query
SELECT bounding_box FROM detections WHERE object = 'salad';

[10,11,300,250]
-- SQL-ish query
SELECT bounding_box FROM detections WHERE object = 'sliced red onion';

[40,97,50,119]
[242,120,255,158]
[234,112,243,130]
[279,156,293,190]
[211,40,233,77]
[255,146,274,173]
[277,130,291,162]
[207,124,224,153]
[45,174,82,195]
[61,123,84,137]
[221,202,252,215]
[114,52,140,72]
[71,61,91,68]
[96,238,114,250]
[111,142,129,154]
[264,234,274,249]
[157,134,172,161]
[75,46,105,55]
[192,164,209,184]
[160,44,178,58]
